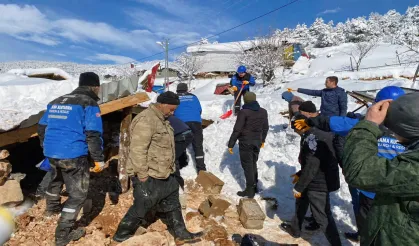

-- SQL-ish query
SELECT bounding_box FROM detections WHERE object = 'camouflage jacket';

[126,104,176,179]
[343,120,419,246]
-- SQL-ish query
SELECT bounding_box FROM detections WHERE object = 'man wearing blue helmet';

[294,85,406,242]
[230,65,256,115]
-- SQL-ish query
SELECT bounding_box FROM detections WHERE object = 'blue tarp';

[152,85,165,94]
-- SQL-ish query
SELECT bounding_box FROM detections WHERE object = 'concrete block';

[208,195,231,216]
[195,171,224,194]
[198,199,212,218]
[238,198,266,229]
[0,180,24,206]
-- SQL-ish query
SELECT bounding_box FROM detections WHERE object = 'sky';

[0,0,418,64]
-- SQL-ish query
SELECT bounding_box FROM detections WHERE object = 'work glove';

[293,189,302,199]
[91,161,105,173]
[294,119,310,131]
[243,81,249,85]
[228,148,233,154]
[261,142,265,148]
[290,174,300,184]
[287,88,296,92]
[231,86,238,91]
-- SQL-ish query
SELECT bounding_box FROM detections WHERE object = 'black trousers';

[185,122,206,172]
[356,192,374,235]
[126,175,180,219]
[239,140,261,187]
[174,131,194,189]
[46,157,90,231]
[234,90,248,115]
[291,190,341,246]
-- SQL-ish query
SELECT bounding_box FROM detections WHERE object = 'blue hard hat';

[375,86,405,102]
[237,65,246,73]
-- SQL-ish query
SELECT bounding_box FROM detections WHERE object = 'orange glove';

[291,174,299,184]
[231,86,238,91]
[228,148,233,154]
[91,161,105,173]
[294,119,310,131]
[293,189,302,198]
[287,88,296,92]
[243,81,249,85]
[261,142,265,148]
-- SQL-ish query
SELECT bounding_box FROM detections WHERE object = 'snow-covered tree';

[368,12,385,41]
[345,17,375,43]
[345,41,378,71]
[292,24,310,46]
[236,34,284,86]
[382,10,403,44]
[309,18,335,47]
[334,22,347,45]
[399,6,419,52]
[172,52,203,86]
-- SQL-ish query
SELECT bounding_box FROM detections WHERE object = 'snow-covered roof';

[194,53,238,73]
[7,68,72,80]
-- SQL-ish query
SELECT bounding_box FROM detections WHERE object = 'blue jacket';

[174,92,202,123]
[329,116,406,199]
[230,72,256,91]
[38,87,104,161]
[298,87,347,116]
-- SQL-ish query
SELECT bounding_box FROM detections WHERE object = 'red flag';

[146,63,160,92]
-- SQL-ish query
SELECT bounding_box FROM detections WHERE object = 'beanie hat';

[243,92,257,104]
[384,93,419,141]
[282,91,294,102]
[157,91,180,105]
[79,72,100,87]
[176,83,188,93]
[299,101,317,113]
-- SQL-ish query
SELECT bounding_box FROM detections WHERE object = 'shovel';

[220,84,245,119]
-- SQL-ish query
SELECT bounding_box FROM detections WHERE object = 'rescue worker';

[168,115,194,190]
[281,90,304,119]
[174,83,207,172]
[343,92,419,245]
[290,76,347,116]
[295,86,406,242]
[281,105,341,246]
[38,72,105,246]
[230,65,256,115]
[228,92,268,198]
[113,91,203,244]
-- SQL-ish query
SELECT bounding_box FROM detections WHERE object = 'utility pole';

[164,38,169,91]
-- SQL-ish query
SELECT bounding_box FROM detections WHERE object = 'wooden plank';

[0,92,150,148]
[118,107,132,193]
[100,92,149,115]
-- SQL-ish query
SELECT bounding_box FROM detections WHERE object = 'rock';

[215,238,237,246]
[198,200,212,218]
[9,173,26,182]
[120,231,172,246]
[147,219,167,232]
[203,225,228,241]
[0,150,9,159]
[195,171,224,194]
[0,180,24,206]
[208,196,231,216]
[179,193,187,209]
[0,160,11,186]
[237,198,266,229]
[185,211,201,221]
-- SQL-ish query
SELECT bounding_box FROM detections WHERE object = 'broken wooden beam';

[0,92,150,148]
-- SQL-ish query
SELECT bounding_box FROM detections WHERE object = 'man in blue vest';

[294,85,406,242]
[230,65,256,115]
[38,72,105,246]
[174,83,206,172]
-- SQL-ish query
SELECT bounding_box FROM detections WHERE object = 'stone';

[0,180,24,206]
[203,225,228,241]
[185,211,201,221]
[195,171,224,194]
[208,195,231,216]
[0,160,11,186]
[0,150,10,159]
[198,200,212,218]
[120,231,172,246]
[238,198,266,229]
[179,193,187,209]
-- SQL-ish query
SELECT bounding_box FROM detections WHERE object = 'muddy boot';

[113,213,143,242]
[164,209,203,245]
[56,226,85,246]
[237,185,256,198]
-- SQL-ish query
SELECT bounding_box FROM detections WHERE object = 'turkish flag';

[146,63,160,92]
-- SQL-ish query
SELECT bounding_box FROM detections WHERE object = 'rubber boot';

[237,185,256,198]
[113,213,143,242]
[164,209,203,245]
[56,226,86,246]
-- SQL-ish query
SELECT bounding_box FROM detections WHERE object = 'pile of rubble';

[0,150,25,208]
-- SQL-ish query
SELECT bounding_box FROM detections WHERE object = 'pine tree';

[345,17,375,43]
[309,18,335,47]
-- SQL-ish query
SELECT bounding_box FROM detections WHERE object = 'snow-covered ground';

[1,42,418,245]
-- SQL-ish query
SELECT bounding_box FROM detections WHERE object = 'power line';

[134,0,301,62]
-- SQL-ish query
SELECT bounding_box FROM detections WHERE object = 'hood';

[242,101,260,111]
[70,86,100,102]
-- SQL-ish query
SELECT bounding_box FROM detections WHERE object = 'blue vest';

[174,93,202,123]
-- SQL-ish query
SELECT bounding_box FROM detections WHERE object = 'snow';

[7,68,72,80]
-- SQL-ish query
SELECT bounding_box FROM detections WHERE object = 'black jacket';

[228,101,269,148]
[168,115,190,136]
[295,127,340,193]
